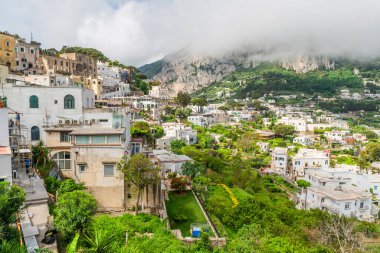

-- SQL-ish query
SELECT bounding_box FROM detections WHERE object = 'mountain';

[139,49,335,96]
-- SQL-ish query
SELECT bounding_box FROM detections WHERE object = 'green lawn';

[166,191,208,237]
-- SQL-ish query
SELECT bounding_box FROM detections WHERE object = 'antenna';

[30,31,33,42]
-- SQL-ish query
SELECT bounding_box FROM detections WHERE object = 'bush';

[44,176,60,194]
[173,215,188,223]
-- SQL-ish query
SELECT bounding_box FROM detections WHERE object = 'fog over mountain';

[1,0,380,66]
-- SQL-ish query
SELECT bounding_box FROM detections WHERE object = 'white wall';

[0,109,9,146]
[3,84,90,143]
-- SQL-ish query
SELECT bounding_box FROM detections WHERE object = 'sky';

[2,0,380,66]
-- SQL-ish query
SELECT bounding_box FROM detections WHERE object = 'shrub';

[173,215,188,223]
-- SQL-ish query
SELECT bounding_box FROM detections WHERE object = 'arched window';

[31,126,40,141]
[29,95,39,108]
[64,95,75,109]
[52,151,71,170]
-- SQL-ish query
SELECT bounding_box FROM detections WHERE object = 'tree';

[170,176,190,192]
[235,132,257,152]
[192,98,208,113]
[218,105,230,114]
[170,139,187,153]
[273,124,295,137]
[32,141,55,178]
[175,92,191,108]
[0,182,25,226]
[54,190,97,238]
[363,130,378,140]
[316,215,365,253]
[180,162,200,179]
[296,179,311,188]
[174,108,192,122]
[117,154,160,214]
[193,176,211,191]
[58,179,86,195]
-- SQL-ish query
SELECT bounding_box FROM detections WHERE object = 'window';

[375,186,378,190]
[295,161,300,165]
[321,198,325,203]
[78,164,86,173]
[360,202,364,209]
[104,164,114,177]
[76,136,90,144]
[30,48,34,54]
[325,160,328,165]
[31,126,40,141]
[60,132,70,142]
[6,41,10,47]
[29,95,39,108]
[344,203,350,210]
[92,135,106,144]
[52,151,71,170]
[64,95,75,109]
[107,135,120,144]
[20,47,24,52]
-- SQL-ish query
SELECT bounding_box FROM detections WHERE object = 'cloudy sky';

[2,0,380,66]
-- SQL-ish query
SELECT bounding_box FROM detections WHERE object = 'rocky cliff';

[139,49,335,96]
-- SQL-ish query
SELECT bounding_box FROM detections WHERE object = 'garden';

[165,191,210,237]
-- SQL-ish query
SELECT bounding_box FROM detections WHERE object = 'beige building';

[60,53,97,78]
[0,32,16,70]
[14,38,41,74]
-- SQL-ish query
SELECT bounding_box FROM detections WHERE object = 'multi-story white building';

[3,82,95,143]
[149,86,169,100]
[156,123,197,150]
[300,185,375,221]
[324,130,350,143]
[293,135,314,146]
[292,149,330,179]
[276,117,307,132]
[188,115,215,127]
[271,147,288,174]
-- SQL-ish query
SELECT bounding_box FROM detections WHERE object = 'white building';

[324,130,350,143]
[0,108,12,183]
[271,147,288,174]
[3,83,95,143]
[292,149,330,179]
[293,135,314,146]
[149,86,169,100]
[277,117,307,132]
[24,74,74,87]
[188,115,208,127]
[156,123,197,150]
[150,150,193,176]
[257,142,270,152]
[300,185,375,222]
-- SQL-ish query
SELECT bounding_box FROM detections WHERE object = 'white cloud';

[2,0,380,66]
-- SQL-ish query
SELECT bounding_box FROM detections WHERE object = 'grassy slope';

[166,191,208,237]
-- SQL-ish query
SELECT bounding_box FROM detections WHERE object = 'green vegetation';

[195,63,363,101]
[54,190,97,239]
[117,154,160,214]
[79,213,187,252]
[166,191,208,237]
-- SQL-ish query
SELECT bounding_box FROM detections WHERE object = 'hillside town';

[1,27,380,252]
